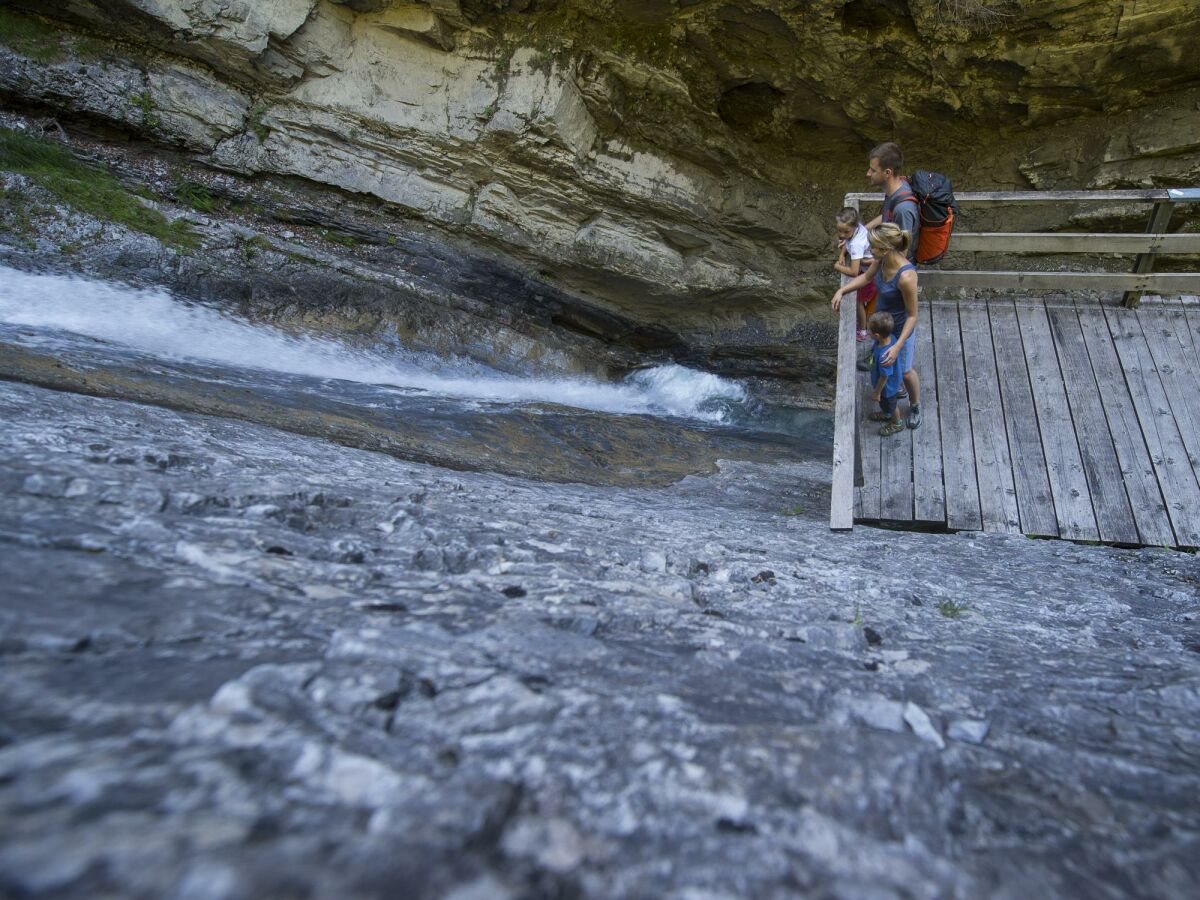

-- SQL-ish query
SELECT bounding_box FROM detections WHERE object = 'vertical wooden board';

[1015,302,1100,541]
[1173,306,1198,354]
[857,367,882,521]
[931,301,983,531]
[831,290,859,530]
[879,389,914,521]
[1186,307,1200,355]
[912,303,946,523]
[1138,308,1200,474]
[1047,306,1140,544]
[1103,305,1200,548]
[987,299,1059,538]
[959,304,1021,533]
[1074,303,1176,548]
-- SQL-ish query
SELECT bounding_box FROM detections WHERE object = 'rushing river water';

[0,264,791,428]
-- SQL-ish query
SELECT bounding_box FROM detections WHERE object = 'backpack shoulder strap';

[889,182,918,207]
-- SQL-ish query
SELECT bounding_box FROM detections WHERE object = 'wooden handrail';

[951,233,1200,254]
[846,189,1200,204]
[920,271,1200,292]
[845,186,1200,305]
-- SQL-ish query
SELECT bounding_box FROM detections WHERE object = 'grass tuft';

[938,600,971,619]
[0,126,196,249]
[0,9,65,64]
[172,178,220,214]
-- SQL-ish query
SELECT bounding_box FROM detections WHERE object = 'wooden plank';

[1103,305,1200,547]
[857,367,882,521]
[951,232,1200,254]
[987,299,1058,538]
[921,271,1200,293]
[830,274,860,530]
[1137,308,1200,476]
[1176,305,1199,353]
[846,190,1178,204]
[1046,305,1140,544]
[1074,302,1176,548]
[958,304,1021,532]
[1015,302,1100,541]
[931,301,982,531]
[878,371,914,522]
[912,302,945,523]
[1188,307,1200,356]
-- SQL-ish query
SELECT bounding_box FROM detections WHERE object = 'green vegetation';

[0,8,66,64]
[130,91,160,129]
[319,228,357,247]
[247,103,270,142]
[938,600,971,619]
[0,126,196,249]
[850,607,864,627]
[237,233,274,264]
[930,0,1016,28]
[778,504,806,516]
[172,178,220,214]
[493,46,514,79]
[72,36,106,61]
[0,186,41,249]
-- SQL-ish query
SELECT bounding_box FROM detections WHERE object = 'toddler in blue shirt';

[868,311,905,436]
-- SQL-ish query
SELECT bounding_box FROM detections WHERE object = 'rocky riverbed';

[2,3,1200,893]
[2,366,1199,897]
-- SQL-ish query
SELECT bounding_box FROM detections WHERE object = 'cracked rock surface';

[1,379,1198,898]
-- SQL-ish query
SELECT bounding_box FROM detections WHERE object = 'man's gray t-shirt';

[883,182,921,262]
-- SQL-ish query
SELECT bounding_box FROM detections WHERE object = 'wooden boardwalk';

[852,297,1200,549]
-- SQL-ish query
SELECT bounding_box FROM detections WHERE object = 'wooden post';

[1123,201,1175,308]
[830,196,861,530]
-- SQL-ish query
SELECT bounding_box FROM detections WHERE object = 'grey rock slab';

[903,702,946,750]
[0,379,1198,899]
[947,719,990,745]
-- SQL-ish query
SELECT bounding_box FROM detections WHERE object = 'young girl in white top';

[833,206,875,342]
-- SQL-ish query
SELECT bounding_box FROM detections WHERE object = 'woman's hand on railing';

[831,289,845,312]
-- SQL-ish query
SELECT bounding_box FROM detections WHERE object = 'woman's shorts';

[897,328,917,374]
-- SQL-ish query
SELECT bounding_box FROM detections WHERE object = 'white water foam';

[0,265,748,422]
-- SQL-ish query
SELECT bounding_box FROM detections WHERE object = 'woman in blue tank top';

[831,223,922,429]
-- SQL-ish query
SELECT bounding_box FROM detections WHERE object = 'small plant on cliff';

[247,103,270,142]
[319,228,358,248]
[0,9,66,64]
[0,125,196,249]
[172,178,220,214]
[130,91,160,129]
[929,0,1017,28]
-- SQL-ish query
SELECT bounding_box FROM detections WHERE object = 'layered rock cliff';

[1,0,1198,391]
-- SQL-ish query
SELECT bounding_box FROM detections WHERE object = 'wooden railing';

[830,187,1200,532]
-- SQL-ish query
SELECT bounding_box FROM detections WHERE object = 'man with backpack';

[865,142,920,262]
[864,141,956,266]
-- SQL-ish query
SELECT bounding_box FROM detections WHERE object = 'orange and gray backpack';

[890,171,958,265]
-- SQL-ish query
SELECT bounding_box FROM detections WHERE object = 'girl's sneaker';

[856,329,870,341]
